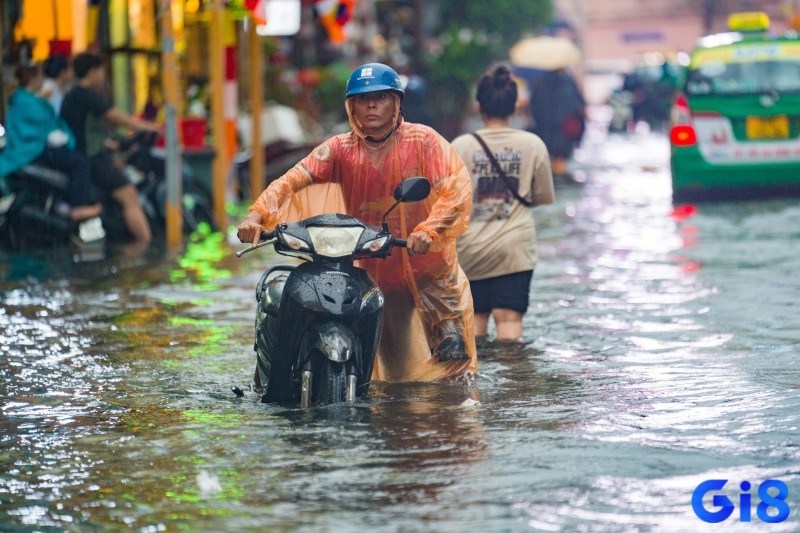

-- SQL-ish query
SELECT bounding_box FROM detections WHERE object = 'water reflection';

[4,128,800,530]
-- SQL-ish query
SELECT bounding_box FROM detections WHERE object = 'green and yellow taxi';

[670,12,800,202]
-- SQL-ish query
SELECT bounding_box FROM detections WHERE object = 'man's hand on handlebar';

[406,230,432,256]
[237,212,265,246]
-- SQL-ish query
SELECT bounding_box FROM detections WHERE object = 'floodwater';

[3,122,800,532]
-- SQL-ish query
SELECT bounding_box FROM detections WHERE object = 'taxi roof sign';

[728,11,770,32]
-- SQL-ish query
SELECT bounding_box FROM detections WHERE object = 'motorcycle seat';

[19,164,70,191]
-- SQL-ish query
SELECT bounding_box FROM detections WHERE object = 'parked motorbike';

[237,177,431,407]
[0,121,100,248]
[108,131,216,239]
[0,129,216,250]
[230,139,317,202]
[0,159,104,249]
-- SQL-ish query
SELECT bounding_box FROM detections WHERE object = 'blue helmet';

[345,63,404,101]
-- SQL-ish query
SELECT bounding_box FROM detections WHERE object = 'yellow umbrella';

[509,36,581,70]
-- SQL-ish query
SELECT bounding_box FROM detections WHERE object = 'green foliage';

[437,0,552,37]
[423,0,553,137]
[313,61,352,124]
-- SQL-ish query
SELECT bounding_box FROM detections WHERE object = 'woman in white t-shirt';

[453,65,555,341]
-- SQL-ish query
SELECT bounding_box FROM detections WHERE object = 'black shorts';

[469,270,533,314]
[90,152,132,193]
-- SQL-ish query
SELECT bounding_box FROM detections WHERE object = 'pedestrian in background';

[528,67,585,179]
[399,73,438,131]
[453,64,555,341]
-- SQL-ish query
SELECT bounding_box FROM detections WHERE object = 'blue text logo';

[692,479,790,523]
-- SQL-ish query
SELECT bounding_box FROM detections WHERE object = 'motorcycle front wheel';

[308,352,347,406]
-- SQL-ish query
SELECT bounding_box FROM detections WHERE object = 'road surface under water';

[2,126,800,532]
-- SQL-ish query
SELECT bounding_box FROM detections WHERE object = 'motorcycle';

[230,139,318,202]
[0,159,105,249]
[115,131,216,239]
[236,177,431,407]
[0,121,100,248]
[0,129,216,250]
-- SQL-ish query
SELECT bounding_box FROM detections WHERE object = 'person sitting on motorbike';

[40,54,72,115]
[237,62,477,383]
[0,63,102,222]
[61,52,161,244]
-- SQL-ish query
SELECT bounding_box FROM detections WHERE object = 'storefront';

[4,1,225,122]
[1,0,334,231]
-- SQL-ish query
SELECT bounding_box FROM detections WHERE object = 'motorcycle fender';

[305,321,357,363]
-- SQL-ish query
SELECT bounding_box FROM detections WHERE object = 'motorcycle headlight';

[307,226,364,257]
[360,236,388,253]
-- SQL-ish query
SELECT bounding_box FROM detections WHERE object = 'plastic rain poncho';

[249,95,477,382]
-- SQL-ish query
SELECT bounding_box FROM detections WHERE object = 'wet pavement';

[3,120,800,532]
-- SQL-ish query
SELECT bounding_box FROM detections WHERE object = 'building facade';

[554,0,798,102]
[558,0,796,64]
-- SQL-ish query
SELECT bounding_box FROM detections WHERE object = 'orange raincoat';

[249,98,477,382]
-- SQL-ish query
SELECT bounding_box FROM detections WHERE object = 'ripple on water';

[3,130,800,530]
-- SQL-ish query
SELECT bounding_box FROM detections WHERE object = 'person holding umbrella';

[510,36,586,179]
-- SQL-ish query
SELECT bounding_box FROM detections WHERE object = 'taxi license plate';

[746,115,789,139]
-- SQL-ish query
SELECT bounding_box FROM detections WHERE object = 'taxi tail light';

[671,124,697,146]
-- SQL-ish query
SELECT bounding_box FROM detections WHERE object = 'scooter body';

[255,260,383,405]
[238,177,432,407]
[116,131,217,237]
[0,163,104,249]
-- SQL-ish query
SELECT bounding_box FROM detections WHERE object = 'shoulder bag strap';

[471,132,533,207]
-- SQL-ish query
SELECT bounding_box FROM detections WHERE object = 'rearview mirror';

[393,177,431,203]
[382,177,431,225]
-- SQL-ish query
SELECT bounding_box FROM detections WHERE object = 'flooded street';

[3,121,800,532]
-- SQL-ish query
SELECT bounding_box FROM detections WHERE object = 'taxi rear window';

[686,42,800,96]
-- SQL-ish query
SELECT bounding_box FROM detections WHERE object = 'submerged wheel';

[311,357,347,406]
[257,344,294,404]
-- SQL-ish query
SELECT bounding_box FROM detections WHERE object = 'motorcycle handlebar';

[235,230,276,257]
[391,238,407,248]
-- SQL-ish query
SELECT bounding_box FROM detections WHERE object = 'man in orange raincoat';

[237,63,477,382]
